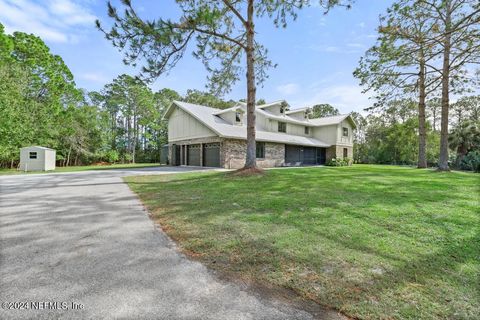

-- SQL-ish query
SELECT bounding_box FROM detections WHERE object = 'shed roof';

[20,146,55,151]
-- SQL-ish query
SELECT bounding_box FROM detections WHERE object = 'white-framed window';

[29,152,37,159]
[305,127,310,135]
[278,122,287,133]
[343,127,349,137]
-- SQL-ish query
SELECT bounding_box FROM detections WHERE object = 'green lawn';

[126,165,479,320]
[0,163,161,175]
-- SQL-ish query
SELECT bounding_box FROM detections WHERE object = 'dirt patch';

[91,161,112,166]
[229,167,265,177]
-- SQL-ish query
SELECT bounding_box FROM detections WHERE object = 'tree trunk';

[244,0,257,169]
[132,109,137,163]
[438,2,451,171]
[417,57,427,168]
[66,147,72,167]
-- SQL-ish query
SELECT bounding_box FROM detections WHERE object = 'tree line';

[354,0,479,170]
[0,23,241,168]
[98,0,478,172]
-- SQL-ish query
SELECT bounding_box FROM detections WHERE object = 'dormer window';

[280,106,285,114]
[235,112,241,123]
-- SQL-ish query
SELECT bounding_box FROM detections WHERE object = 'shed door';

[187,144,201,166]
[203,143,220,167]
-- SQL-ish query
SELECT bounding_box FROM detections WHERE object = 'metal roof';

[164,100,356,147]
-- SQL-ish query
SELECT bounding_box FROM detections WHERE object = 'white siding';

[312,125,338,145]
[287,123,305,136]
[263,105,282,115]
[337,119,354,145]
[168,107,216,141]
[44,150,56,170]
[256,112,268,131]
[19,147,56,171]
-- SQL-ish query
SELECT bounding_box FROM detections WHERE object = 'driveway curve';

[0,167,341,320]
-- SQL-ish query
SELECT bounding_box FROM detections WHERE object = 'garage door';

[187,144,201,166]
[203,143,221,167]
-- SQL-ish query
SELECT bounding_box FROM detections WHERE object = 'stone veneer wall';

[222,139,285,169]
[326,145,353,161]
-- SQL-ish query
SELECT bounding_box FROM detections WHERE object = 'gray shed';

[19,146,56,171]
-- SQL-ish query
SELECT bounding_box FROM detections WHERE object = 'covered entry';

[285,145,326,165]
[203,143,220,167]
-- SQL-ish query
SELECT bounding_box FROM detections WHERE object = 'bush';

[104,150,119,164]
[326,158,352,167]
[460,151,480,172]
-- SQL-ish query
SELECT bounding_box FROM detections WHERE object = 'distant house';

[19,146,56,171]
[163,100,356,169]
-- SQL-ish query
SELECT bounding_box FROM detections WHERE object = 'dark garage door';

[187,144,201,166]
[203,143,221,167]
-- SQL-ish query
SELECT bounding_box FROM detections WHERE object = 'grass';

[0,163,161,175]
[126,165,480,320]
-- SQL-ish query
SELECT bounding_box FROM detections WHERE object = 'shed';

[19,146,56,171]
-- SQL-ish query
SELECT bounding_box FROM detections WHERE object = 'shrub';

[460,150,480,172]
[104,150,119,164]
[326,158,352,167]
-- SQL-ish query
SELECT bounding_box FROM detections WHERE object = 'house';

[163,100,356,169]
[19,146,56,171]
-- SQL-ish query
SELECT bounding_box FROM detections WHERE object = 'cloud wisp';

[0,0,96,43]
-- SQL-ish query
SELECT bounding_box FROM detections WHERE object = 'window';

[280,106,285,114]
[256,142,265,158]
[235,112,241,123]
[278,122,287,133]
[343,127,349,137]
[29,152,37,159]
[343,148,348,159]
[304,127,310,135]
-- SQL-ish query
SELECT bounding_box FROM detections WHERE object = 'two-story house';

[163,100,356,168]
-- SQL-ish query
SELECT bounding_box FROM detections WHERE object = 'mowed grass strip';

[0,163,161,175]
[126,165,480,320]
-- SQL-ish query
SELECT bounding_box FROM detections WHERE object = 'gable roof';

[308,114,357,128]
[164,101,331,147]
[285,107,309,115]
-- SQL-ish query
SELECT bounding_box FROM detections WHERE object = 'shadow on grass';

[127,166,480,319]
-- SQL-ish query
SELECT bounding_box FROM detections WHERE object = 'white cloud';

[0,0,96,43]
[358,22,366,28]
[276,83,300,95]
[292,84,375,114]
[308,44,362,54]
[80,72,109,83]
[317,17,327,27]
[346,43,365,48]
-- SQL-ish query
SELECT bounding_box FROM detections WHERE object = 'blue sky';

[0,0,395,113]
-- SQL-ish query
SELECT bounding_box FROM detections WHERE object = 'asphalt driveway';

[0,167,342,320]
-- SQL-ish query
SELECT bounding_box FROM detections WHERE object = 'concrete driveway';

[0,167,340,320]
